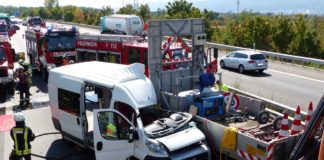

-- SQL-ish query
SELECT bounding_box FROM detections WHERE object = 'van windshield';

[250,54,266,60]
[139,106,193,138]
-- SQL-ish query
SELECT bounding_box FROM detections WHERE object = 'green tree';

[44,0,59,9]
[101,6,114,16]
[117,4,136,14]
[291,14,321,57]
[73,7,84,23]
[272,16,294,53]
[165,0,193,19]
[137,4,151,22]
[165,0,215,40]
[62,6,75,22]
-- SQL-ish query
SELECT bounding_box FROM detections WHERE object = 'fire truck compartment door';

[93,109,135,160]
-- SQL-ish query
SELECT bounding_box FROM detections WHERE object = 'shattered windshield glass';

[140,106,193,138]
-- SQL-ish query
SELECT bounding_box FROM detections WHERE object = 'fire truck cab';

[0,34,15,98]
[27,16,46,27]
[25,25,78,81]
[0,13,16,37]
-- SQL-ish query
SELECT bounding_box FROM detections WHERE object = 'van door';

[93,109,135,160]
[57,88,84,145]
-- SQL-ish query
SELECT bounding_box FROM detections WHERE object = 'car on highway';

[220,50,268,74]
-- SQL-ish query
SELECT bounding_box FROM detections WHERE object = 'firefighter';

[216,80,229,92]
[14,67,30,102]
[10,112,35,160]
[62,54,70,66]
[18,60,32,96]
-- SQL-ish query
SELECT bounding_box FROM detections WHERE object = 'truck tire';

[41,68,48,82]
[0,85,6,102]
[273,116,283,131]
[7,81,15,96]
[257,110,270,124]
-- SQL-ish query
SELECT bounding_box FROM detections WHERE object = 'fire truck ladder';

[78,33,143,42]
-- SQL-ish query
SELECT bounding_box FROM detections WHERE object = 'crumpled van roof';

[49,61,146,88]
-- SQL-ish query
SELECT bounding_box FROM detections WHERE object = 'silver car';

[220,50,268,74]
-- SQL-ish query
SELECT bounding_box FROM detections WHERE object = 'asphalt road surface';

[218,54,324,111]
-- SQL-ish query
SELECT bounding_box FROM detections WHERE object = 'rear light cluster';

[0,67,8,77]
[248,60,256,64]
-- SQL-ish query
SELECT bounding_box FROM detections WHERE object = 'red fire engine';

[25,25,78,81]
[0,20,16,37]
[75,34,218,75]
[0,34,15,98]
[27,16,46,27]
[76,34,150,74]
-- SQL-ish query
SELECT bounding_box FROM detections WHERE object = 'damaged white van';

[49,61,210,160]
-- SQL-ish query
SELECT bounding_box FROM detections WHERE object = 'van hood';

[156,127,205,152]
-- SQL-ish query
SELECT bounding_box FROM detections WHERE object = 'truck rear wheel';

[0,85,6,102]
[7,81,15,96]
[41,68,48,82]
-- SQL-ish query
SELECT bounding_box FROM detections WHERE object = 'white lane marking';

[241,77,249,80]
[268,69,324,84]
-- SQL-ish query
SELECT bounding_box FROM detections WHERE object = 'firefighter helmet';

[14,112,25,122]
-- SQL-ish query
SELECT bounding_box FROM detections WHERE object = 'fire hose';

[10,132,92,160]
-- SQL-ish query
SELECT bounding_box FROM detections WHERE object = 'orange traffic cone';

[304,102,313,129]
[278,112,290,139]
[291,106,302,135]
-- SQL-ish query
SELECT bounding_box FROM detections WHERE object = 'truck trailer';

[100,14,144,36]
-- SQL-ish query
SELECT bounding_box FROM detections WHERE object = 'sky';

[1,0,324,14]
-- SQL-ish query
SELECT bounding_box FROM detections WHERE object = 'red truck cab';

[0,20,15,37]
[27,16,46,27]
[0,34,15,97]
[25,25,78,81]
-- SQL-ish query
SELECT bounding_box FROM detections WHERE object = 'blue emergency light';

[71,25,77,31]
[47,25,54,32]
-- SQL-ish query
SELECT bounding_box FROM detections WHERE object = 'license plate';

[257,63,263,66]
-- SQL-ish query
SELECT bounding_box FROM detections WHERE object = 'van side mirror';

[213,48,218,59]
[128,127,135,143]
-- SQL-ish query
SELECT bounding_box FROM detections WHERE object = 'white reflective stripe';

[292,125,302,130]
[14,130,24,134]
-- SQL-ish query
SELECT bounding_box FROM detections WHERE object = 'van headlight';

[145,139,168,155]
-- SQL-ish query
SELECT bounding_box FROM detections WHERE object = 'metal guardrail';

[46,19,99,29]
[47,20,324,66]
[205,42,324,66]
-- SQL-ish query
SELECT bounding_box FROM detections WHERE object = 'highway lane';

[220,60,324,111]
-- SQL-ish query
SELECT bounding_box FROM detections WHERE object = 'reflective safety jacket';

[10,126,35,156]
